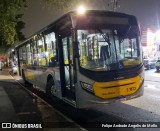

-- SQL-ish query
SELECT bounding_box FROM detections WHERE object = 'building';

[141,28,156,59]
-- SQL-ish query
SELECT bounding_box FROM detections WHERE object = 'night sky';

[21,0,160,37]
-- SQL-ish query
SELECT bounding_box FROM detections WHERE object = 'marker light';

[78,6,85,14]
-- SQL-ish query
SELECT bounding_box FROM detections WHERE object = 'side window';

[22,46,27,63]
[121,38,138,58]
[31,40,38,66]
[19,47,23,61]
[37,36,47,66]
[62,36,73,65]
[45,32,57,67]
[26,43,32,65]
[62,37,68,64]
[69,37,73,64]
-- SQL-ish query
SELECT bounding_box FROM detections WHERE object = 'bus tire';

[46,79,56,96]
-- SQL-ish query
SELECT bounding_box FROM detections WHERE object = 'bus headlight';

[80,81,94,93]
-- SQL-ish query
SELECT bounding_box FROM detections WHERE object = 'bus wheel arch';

[46,75,56,96]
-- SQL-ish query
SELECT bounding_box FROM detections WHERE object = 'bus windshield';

[77,26,142,71]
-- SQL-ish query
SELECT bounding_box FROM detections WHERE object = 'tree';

[0,0,27,54]
[15,14,26,41]
[0,18,26,54]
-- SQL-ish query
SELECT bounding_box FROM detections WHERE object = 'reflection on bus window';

[37,36,47,66]
[45,32,57,67]
[19,46,27,65]
[31,41,38,66]
[26,43,32,65]
[78,28,141,71]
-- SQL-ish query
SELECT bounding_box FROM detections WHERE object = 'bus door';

[59,35,76,101]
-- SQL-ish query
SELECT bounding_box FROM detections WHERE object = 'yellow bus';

[15,10,144,108]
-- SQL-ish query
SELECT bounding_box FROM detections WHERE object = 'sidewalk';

[0,68,21,123]
[0,69,84,130]
[0,85,19,122]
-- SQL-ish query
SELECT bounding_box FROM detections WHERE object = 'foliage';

[15,18,26,41]
[0,0,27,54]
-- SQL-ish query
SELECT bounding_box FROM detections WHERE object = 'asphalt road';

[91,69,160,131]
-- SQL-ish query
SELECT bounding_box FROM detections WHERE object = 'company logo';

[2,123,11,128]
[114,77,124,80]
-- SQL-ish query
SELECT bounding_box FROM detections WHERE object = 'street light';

[77,5,86,15]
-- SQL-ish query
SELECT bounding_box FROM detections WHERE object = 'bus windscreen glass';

[77,25,142,71]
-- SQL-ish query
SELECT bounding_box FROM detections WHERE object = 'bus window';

[77,27,141,71]
[26,43,32,65]
[21,46,27,64]
[37,36,47,66]
[45,32,57,67]
[62,37,69,64]
[78,29,117,70]
[19,47,23,61]
[31,40,38,66]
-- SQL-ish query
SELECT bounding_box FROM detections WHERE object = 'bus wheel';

[46,79,56,96]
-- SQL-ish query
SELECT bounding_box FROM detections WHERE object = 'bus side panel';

[34,67,48,90]
[22,67,36,84]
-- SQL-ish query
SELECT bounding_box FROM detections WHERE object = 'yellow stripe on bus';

[26,71,35,80]
[93,76,141,99]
